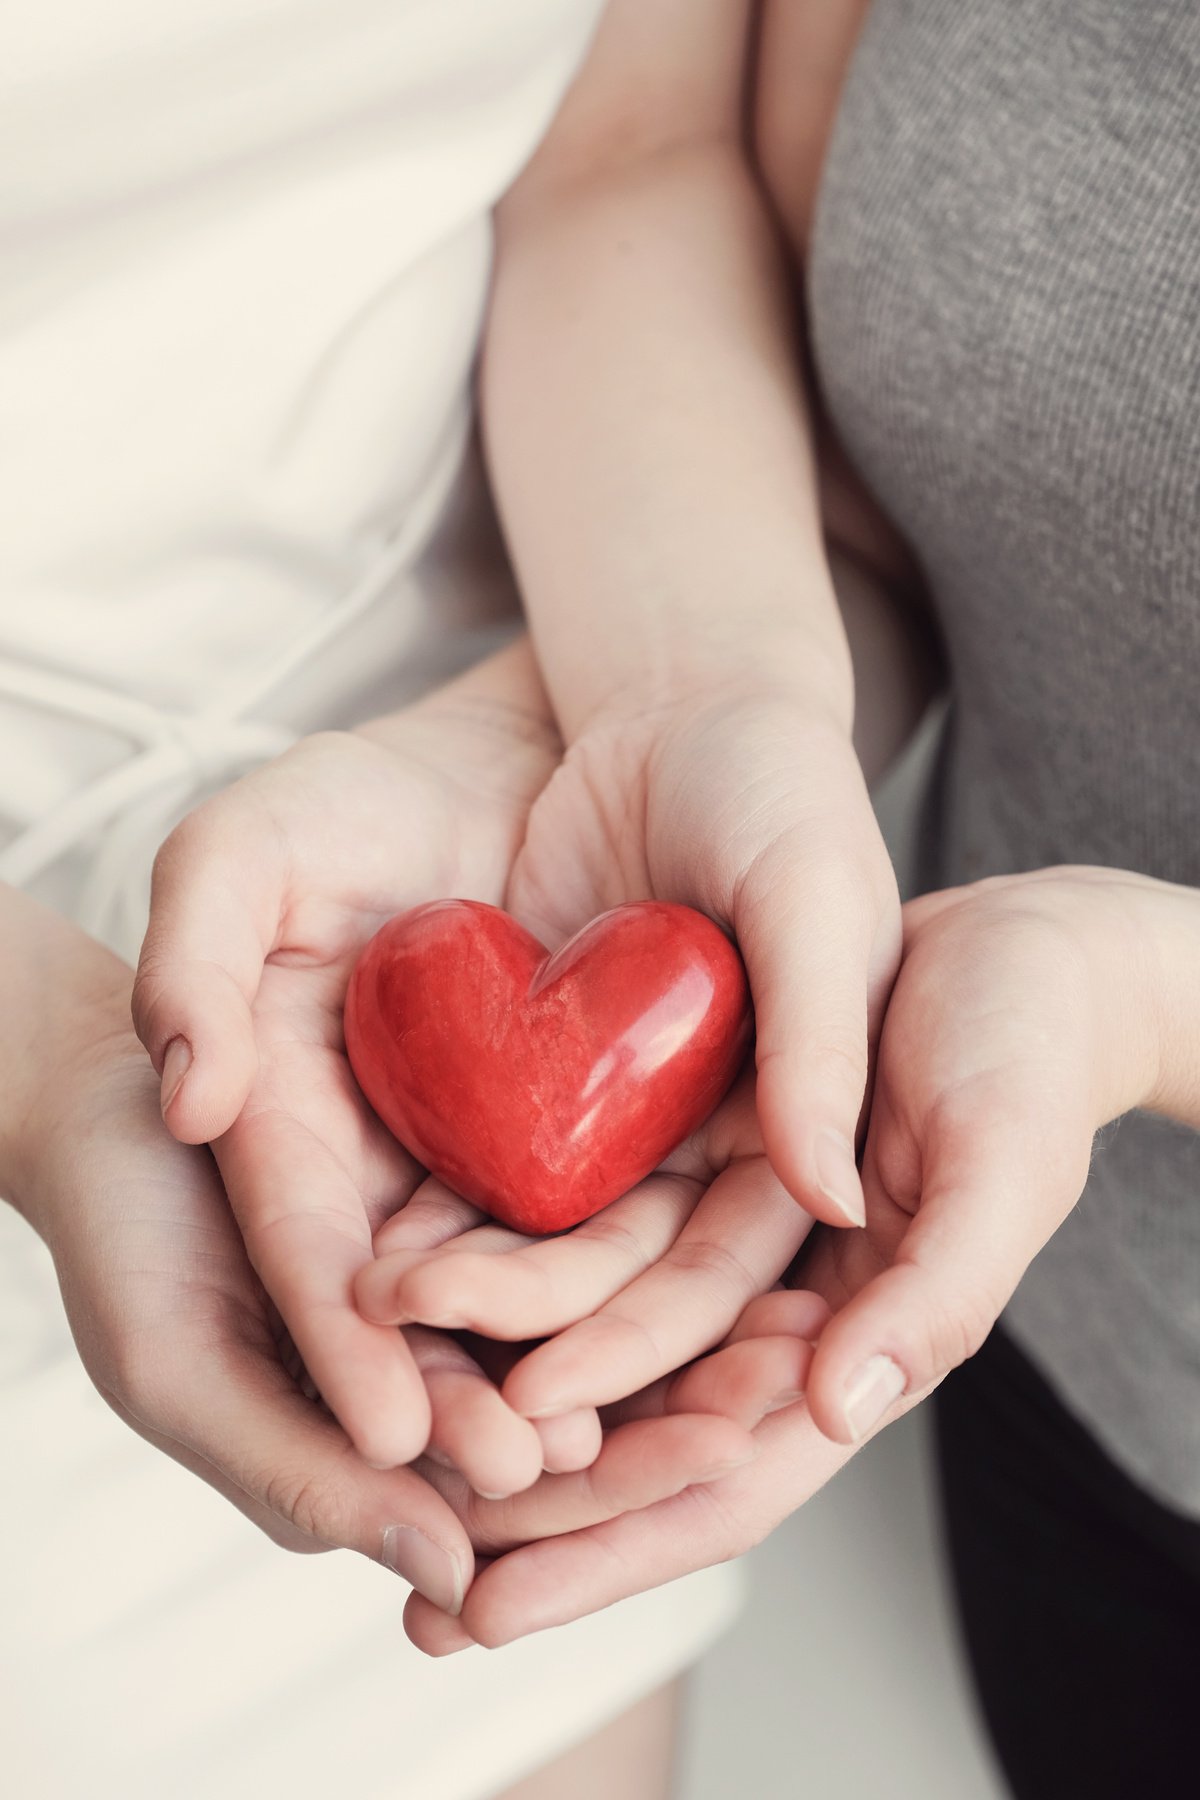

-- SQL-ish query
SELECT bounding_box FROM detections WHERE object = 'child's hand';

[130,642,786,1502]
[511,681,902,1229]
[357,680,898,1412]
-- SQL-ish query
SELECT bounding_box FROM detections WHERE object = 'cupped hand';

[131,643,580,1473]
[7,904,786,1630]
[513,681,901,1226]
[130,644,793,1487]
[797,864,1196,1444]
[357,680,898,1409]
[16,966,478,1614]
[395,862,1199,1649]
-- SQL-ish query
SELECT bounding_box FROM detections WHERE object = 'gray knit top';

[809,0,1200,1512]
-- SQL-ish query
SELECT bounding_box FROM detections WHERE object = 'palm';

[188,717,559,1467]
[506,714,659,941]
[371,707,820,1415]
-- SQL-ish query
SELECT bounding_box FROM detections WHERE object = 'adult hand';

[799,864,1200,1444]
[397,862,1200,1647]
[2,899,475,1611]
[5,886,771,1616]
[400,1288,855,1655]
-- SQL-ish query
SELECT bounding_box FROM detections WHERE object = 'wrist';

[0,887,132,1231]
[573,616,855,746]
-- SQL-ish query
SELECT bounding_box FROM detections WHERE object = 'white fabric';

[0,5,742,1795]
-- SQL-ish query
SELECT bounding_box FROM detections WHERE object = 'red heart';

[344,899,751,1234]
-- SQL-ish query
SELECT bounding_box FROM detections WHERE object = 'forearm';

[483,139,854,739]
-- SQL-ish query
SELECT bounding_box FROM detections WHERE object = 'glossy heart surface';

[344,899,751,1233]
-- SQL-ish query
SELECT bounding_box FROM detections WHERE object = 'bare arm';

[482,0,853,739]
[483,0,937,784]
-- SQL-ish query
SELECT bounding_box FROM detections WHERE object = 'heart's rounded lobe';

[344,899,752,1233]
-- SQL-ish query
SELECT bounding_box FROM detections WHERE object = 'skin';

[21,0,1195,1723]
[7,652,825,1628]
[140,0,921,1507]
[127,0,931,1638]
[400,866,1200,1653]
[480,0,911,1239]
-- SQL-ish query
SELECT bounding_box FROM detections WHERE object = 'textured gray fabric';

[809,0,1200,1512]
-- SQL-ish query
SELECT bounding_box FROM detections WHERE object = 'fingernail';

[764,1389,806,1416]
[161,1037,192,1116]
[517,1401,574,1422]
[842,1354,906,1442]
[381,1525,465,1615]
[814,1128,866,1227]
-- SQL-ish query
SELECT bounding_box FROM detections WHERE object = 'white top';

[0,6,741,1794]
[0,0,588,948]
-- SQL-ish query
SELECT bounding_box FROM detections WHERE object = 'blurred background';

[684,1406,1004,1798]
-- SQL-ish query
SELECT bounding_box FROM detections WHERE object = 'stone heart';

[344,898,752,1234]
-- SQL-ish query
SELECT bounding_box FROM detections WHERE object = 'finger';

[361,1172,698,1334]
[502,1156,813,1417]
[458,1406,849,1647]
[664,1335,814,1429]
[404,1588,478,1657]
[421,1332,603,1475]
[405,1326,544,1499]
[535,1408,604,1473]
[369,1177,490,1262]
[733,821,900,1229]
[132,799,286,1144]
[804,1082,1094,1445]
[610,1293,825,1427]
[419,1413,758,1557]
[136,1335,475,1613]
[216,1109,433,1469]
[723,1288,832,1345]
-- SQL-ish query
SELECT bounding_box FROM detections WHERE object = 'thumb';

[733,832,900,1231]
[132,800,282,1143]
[804,1084,1095,1444]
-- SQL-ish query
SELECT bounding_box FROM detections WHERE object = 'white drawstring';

[0,405,471,936]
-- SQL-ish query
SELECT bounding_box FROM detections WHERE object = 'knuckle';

[664,1236,754,1307]
[461,1492,514,1556]
[760,1027,867,1103]
[254,1515,333,1557]
[260,1464,345,1546]
[912,1290,996,1380]
[676,1479,761,1562]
